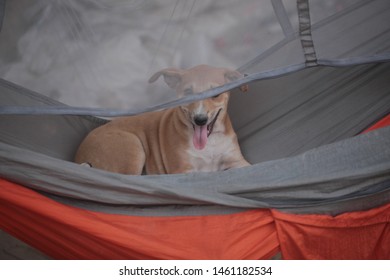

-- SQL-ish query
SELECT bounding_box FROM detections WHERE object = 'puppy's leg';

[223,155,251,170]
[75,130,146,175]
[113,132,146,175]
[226,160,251,170]
[232,159,251,168]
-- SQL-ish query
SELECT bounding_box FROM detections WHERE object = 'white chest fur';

[186,132,236,172]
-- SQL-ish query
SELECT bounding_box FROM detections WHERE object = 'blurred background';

[0,0,355,109]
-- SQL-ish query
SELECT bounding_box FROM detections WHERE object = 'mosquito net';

[0,0,389,260]
[1,0,388,110]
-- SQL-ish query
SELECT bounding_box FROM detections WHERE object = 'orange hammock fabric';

[272,205,390,259]
[1,179,389,259]
[0,179,279,259]
[362,114,390,133]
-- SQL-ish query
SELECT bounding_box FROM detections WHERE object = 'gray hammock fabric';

[0,0,390,218]
[1,63,389,217]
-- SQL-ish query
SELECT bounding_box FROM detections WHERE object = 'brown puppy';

[74,65,250,174]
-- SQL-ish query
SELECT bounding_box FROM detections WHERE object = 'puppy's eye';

[212,94,221,99]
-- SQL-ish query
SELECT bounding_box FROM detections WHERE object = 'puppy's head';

[149,65,243,150]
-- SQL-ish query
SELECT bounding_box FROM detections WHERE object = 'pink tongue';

[193,125,208,150]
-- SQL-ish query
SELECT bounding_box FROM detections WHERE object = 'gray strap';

[297,0,317,66]
[0,0,5,32]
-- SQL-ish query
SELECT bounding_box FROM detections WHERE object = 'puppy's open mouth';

[192,109,221,150]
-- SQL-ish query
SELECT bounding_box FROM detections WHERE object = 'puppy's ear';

[224,69,249,93]
[148,68,184,90]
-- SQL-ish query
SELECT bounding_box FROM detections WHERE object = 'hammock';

[0,0,390,259]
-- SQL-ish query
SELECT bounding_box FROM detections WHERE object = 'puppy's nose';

[194,115,208,126]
